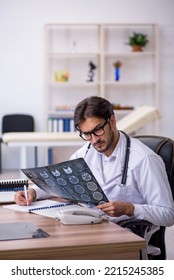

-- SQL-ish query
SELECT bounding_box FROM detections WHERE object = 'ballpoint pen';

[24,183,29,206]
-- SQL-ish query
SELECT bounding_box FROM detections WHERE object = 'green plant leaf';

[126,32,149,47]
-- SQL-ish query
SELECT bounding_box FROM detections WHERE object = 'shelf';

[48,52,99,57]
[45,23,159,134]
[103,51,156,57]
[49,82,100,88]
[104,81,155,87]
[48,109,134,120]
[48,110,74,118]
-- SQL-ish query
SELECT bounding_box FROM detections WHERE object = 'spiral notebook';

[0,179,28,204]
[3,199,71,213]
[21,157,109,205]
[0,179,28,191]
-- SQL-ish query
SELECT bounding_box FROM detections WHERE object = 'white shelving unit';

[45,23,159,132]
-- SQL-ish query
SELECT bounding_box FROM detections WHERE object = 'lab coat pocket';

[111,180,133,201]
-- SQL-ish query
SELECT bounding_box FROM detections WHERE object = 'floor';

[1,169,174,260]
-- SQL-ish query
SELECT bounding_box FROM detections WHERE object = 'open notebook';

[21,158,108,205]
[3,199,71,213]
[3,199,74,218]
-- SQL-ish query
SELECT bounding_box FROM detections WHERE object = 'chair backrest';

[134,135,174,200]
[2,114,34,133]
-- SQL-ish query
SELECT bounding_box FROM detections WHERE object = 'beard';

[93,129,115,154]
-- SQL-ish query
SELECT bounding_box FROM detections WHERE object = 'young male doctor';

[15,96,174,227]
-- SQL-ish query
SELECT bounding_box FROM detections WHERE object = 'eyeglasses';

[79,119,109,141]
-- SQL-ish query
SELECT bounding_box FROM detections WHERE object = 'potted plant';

[126,32,149,52]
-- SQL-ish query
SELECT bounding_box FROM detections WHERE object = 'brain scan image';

[87,181,98,191]
[74,184,85,194]
[81,172,92,181]
[51,169,60,177]
[80,194,91,202]
[27,171,37,179]
[57,177,67,186]
[62,166,73,174]
[93,191,103,201]
[39,171,49,179]
[45,179,56,187]
[68,175,79,184]
[34,179,46,188]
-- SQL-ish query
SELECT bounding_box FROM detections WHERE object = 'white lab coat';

[33,132,174,227]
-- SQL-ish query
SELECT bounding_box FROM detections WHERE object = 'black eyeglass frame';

[79,118,109,141]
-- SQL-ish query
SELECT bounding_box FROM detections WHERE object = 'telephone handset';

[56,205,105,225]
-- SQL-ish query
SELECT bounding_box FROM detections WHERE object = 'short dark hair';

[74,96,114,130]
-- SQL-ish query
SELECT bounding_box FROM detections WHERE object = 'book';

[0,179,28,204]
[0,222,49,241]
[21,158,109,205]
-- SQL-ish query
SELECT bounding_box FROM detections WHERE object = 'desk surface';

[0,207,145,260]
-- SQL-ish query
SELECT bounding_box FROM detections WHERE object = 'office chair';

[117,135,174,260]
[0,114,38,173]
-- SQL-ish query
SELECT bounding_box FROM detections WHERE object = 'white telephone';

[56,204,105,225]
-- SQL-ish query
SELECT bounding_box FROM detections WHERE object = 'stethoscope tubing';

[84,130,130,187]
[119,131,130,186]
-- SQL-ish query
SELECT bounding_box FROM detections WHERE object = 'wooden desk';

[0,207,145,260]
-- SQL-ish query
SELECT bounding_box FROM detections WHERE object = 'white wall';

[0,0,174,169]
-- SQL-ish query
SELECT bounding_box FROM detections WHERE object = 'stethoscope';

[119,130,130,187]
[84,130,131,187]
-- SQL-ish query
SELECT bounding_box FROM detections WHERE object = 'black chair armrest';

[117,219,153,238]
